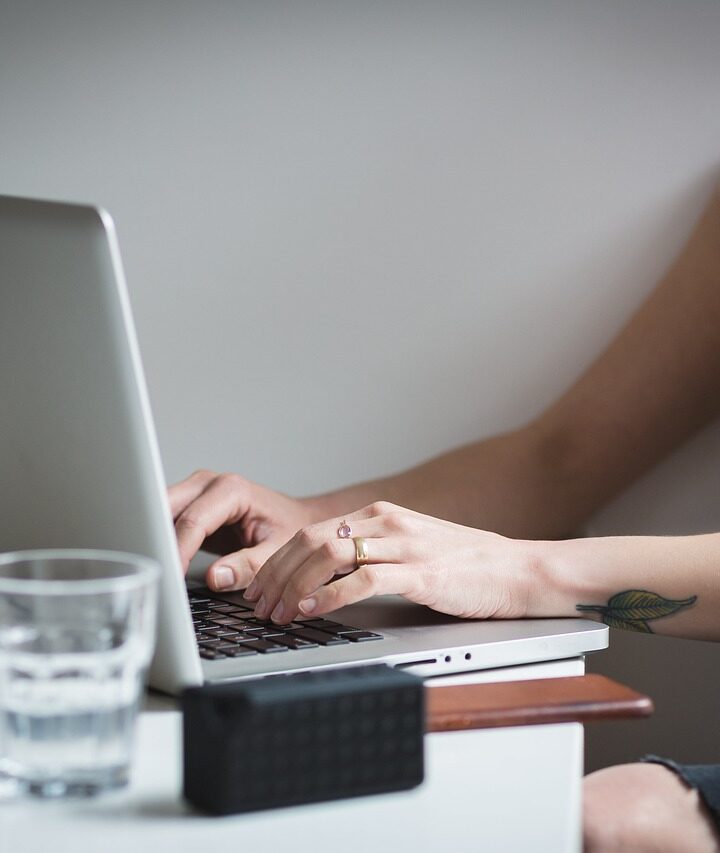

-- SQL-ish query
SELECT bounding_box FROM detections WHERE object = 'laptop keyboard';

[188,590,384,660]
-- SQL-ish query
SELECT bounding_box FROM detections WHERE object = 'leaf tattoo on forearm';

[576,589,697,633]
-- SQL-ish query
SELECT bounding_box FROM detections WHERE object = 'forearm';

[529,533,720,641]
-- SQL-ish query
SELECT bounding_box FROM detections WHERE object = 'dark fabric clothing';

[641,755,720,834]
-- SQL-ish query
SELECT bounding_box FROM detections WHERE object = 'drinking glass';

[0,550,158,797]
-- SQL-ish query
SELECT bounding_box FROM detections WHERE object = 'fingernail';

[245,579,259,600]
[254,595,268,618]
[270,602,285,623]
[212,566,234,590]
[299,597,317,615]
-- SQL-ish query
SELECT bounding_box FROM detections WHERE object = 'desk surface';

[0,710,583,853]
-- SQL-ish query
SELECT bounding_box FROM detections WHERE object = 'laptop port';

[395,658,437,669]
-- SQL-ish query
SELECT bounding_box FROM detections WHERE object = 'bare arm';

[172,185,720,594]
[208,186,720,637]
[240,501,720,641]
[529,532,720,641]
[310,186,720,537]
[517,533,720,640]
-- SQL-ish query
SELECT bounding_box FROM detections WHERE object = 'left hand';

[244,501,534,624]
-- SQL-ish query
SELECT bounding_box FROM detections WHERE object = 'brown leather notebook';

[426,674,653,732]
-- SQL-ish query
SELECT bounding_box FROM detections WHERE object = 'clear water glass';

[0,550,158,797]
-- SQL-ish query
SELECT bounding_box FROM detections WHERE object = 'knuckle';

[245,557,262,576]
[237,556,261,577]
[357,565,380,595]
[216,472,242,491]
[402,513,422,535]
[320,582,342,609]
[176,513,202,532]
[191,468,213,481]
[319,539,342,561]
[367,500,395,516]
[386,511,411,533]
[296,525,321,550]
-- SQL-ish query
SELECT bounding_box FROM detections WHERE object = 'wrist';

[522,538,594,620]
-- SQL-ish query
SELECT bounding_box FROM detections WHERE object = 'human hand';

[168,469,326,592]
[244,501,534,624]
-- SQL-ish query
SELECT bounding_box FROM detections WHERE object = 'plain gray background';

[2,0,719,771]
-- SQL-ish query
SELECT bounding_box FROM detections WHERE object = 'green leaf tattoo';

[576,589,697,633]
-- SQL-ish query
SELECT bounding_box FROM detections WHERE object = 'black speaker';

[182,664,425,815]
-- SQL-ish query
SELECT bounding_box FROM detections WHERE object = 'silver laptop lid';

[0,195,202,692]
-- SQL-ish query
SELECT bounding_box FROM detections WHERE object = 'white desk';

[0,712,583,853]
[0,658,587,853]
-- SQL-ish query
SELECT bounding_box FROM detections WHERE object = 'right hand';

[168,469,323,593]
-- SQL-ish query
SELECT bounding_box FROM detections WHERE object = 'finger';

[257,533,411,623]
[246,503,411,602]
[297,563,419,618]
[174,477,248,571]
[205,543,278,593]
[247,503,384,588]
[167,469,216,519]
[249,512,406,615]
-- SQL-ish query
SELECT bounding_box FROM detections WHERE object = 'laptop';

[0,194,608,694]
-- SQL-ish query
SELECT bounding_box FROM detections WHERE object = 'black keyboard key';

[288,627,350,646]
[239,639,288,654]
[203,628,242,638]
[300,618,344,631]
[199,649,228,660]
[342,631,383,642]
[211,634,260,646]
[223,646,260,657]
[253,627,286,638]
[198,638,225,648]
[188,596,212,604]
[207,603,248,613]
[234,632,261,642]
[271,635,319,650]
[303,620,384,640]
[209,616,245,626]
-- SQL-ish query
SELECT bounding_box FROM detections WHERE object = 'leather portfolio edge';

[425,673,653,732]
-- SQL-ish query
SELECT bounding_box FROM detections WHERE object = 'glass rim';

[0,549,160,595]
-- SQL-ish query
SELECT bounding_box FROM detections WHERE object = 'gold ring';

[352,536,369,570]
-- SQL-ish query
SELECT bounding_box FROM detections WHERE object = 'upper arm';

[535,184,720,516]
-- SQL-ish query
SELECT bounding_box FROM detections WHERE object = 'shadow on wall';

[584,630,720,773]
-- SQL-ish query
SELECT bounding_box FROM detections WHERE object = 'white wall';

[2,0,720,768]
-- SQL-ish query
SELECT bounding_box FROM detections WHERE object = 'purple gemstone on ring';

[337,523,352,539]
